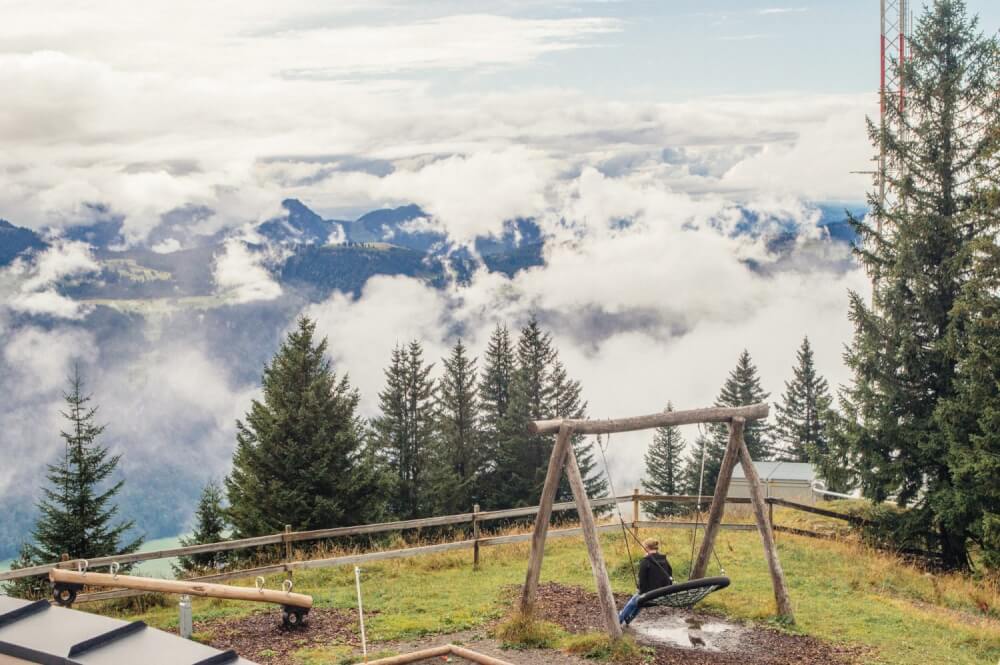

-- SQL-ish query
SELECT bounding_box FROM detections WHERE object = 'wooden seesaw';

[49,562,314,627]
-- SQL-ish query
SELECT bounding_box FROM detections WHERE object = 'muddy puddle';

[631,614,745,652]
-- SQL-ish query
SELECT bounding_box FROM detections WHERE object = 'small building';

[728,461,817,505]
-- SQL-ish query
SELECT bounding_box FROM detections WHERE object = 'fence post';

[768,500,774,531]
[284,524,293,582]
[632,488,640,539]
[473,504,481,571]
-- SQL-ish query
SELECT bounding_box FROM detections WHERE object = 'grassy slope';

[98,513,1000,665]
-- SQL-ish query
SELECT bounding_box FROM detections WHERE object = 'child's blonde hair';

[642,539,659,551]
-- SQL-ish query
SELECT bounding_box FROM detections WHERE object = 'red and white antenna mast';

[878,0,911,221]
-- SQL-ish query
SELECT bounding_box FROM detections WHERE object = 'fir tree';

[642,403,687,517]
[550,358,608,503]
[774,337,832,463]
[682,433,712,502]
[702,351,772,492]
[498,319,558,507]
[937,237,1000,571]
[31,367,142,563]
[477,324,515,508]
[373,340,437,519]
[498,318,606,507]
[430,340,481,514]
[3,543,48,599]
[227,317,386,536]
[841,0,999,569]
[174,481,229,574]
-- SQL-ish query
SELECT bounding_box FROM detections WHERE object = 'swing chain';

[597,431,637,589]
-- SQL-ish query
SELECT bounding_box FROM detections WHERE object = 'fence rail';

[1,493,852,599]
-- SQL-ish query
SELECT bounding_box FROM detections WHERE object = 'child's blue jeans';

[618,593,641,625]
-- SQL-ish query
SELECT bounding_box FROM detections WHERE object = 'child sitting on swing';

[618,538,673,627]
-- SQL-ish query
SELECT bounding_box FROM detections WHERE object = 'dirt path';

[195,583,865,664]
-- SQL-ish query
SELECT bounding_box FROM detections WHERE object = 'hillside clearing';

[86,512,1000,665]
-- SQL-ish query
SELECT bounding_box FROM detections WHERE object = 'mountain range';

[0,199,862,560]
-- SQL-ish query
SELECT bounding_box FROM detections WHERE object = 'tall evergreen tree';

[840,0,999,569]
[497,319,606,507]
[373,340,437,519]
[174,481,229,574]
[937,236,1000,571]
[430,340,481,514]
[31,367,142,563]
[550,358,607,503]
[499,320,558,507]
[682,433,711,497]
[701,351,772,492]
[227,317,386,536]
[642,403,687,517]
[774,337,832,463]
[477,324,515,508]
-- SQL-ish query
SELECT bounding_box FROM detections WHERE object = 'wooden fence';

[1,492,862,603]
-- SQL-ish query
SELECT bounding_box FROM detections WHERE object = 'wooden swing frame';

[519,402,794,640]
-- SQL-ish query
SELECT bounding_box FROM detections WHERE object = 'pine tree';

[550,358,608,503]
[682,433,711,497]
[227,317,386,536]
[430,340,480,514]
[498,320,558,507]
[373,340,437,519]
[477,324,515,509]
[3,544,48,599]
[497,318,606,507]
[174,481,229,574]
[774,337,833,463]
[841,0,999,569]
[937,236,1000,571]
[702,351,772,492]
[642,403,687,517]
[31,367,142,563]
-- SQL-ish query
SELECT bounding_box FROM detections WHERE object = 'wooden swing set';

[519,402,794,640]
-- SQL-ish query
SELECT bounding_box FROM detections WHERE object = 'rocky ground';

[197,582,865,664]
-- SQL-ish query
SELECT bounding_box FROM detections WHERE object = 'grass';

[88,515,1000,665]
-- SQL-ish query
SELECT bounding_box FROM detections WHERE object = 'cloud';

[302,164,867,487]
[719,34,769,41]
[212,239,283,304]
[757,7,807,15]
[1,240,98,318]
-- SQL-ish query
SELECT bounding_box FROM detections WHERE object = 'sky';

[1,0,998,535]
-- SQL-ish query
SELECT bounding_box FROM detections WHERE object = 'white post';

[179,594,192,639]
[355,566,368,662]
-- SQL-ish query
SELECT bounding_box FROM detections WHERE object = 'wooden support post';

[473,504,481,570]
[565,444,622,640]
[284,524,294,582]
[520,424,572,615]
[691,418,744,580]
[632,488,640,539]
[737,438,795,622]
[768,501,774,531]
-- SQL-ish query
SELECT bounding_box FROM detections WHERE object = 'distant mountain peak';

[257,199,334,245]
[0,218,48,266]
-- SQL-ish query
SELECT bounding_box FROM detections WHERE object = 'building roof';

[0,594,258,664]
[731,461,816,483]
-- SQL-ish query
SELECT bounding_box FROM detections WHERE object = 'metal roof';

[731,461,816,482]
[0,594,257,665]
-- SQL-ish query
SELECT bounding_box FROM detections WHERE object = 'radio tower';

[878,0,912,229]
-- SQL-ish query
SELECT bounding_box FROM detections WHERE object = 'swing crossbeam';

[528,404,770,435]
